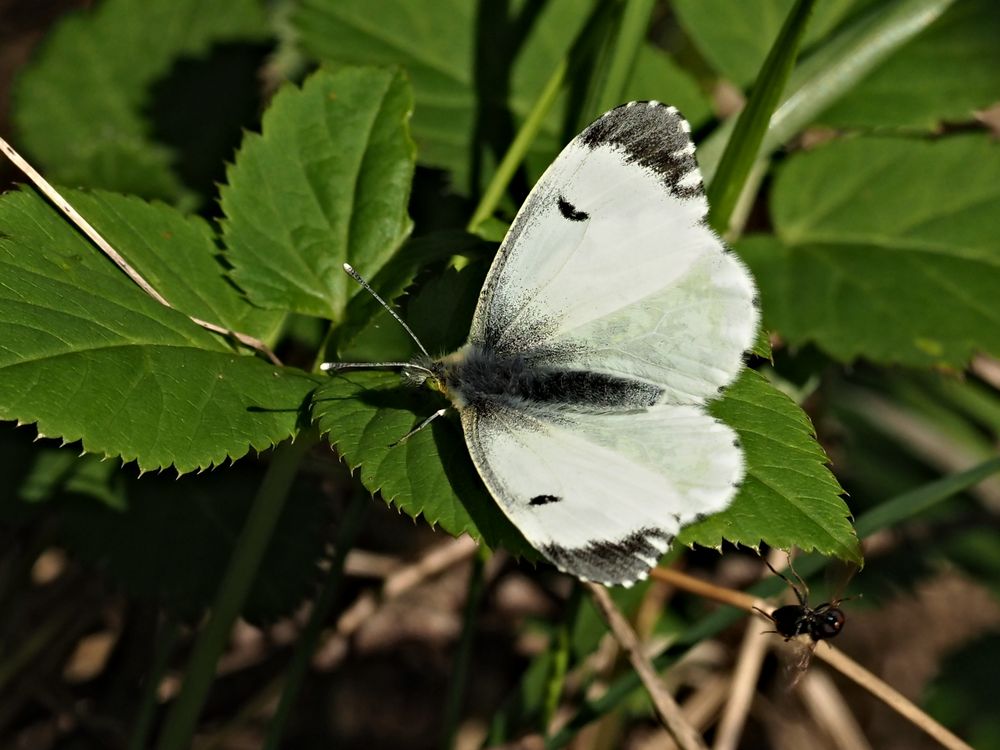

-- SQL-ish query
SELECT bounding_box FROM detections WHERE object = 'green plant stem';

[707,0,816,234]
[263,492,369,750]
[583,0,655,120]
[698,0,957,184]
[128,613,181,750]
[543,583,580,728]
[442,546,489,749]
[155,432,316,750]
[466,59,567,234]
[544,455,1000,749]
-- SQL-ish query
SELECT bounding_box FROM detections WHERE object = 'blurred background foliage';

[0,0,998,748]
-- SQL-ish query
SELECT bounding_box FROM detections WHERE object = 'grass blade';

[706,0,816,234]
[589,0,656,117]
[155,434,316,750]
[263,493,369,750]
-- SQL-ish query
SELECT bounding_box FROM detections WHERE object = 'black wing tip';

[578,101,702,201]
[585,100,692,138]
[542,528,674,587]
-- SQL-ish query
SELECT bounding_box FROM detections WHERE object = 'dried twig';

[313,536,479,667]
[971,355,1000,392]
[812,645,973,750]
[712,550,784,750]
[650,566,975,750]
[712,615,769,750]
[798,668,873,750]
[585,582,709,750]
[0,136,281,365]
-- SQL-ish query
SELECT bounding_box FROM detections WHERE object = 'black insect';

[756,558,847,643]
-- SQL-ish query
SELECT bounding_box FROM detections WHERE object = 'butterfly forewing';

[468,102,758,405]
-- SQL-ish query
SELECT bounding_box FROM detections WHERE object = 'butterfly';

[325,101,759,586]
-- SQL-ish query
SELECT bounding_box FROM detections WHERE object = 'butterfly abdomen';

[439,345,662,411]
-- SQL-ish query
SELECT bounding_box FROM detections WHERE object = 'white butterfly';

[325,101,759,586]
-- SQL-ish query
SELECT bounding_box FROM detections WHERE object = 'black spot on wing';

[529,494,560,506]
[579,101,703,200]
[542,528,674,585]
[557,195,589,221]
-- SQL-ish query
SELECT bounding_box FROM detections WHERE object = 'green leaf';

[12,0,268,202]
[68,190,284,341]
[819,0,1000,130]
[220,66,416,319]
[680,370,858,563]
[293,0,477,183]
[673,0,862,87]
[739,135,1000,367]
[293,0,710,192]
[621,45,712,126]
[0,188,320,473]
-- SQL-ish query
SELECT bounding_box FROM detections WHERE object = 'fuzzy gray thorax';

[427,343,663,412]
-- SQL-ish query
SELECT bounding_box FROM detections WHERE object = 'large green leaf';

[673,0,862,86]
[621,45,712,126]
[684,370,857,562]
[12,0,268,202]
[294,0,477,182]
[67,190,284,341]
[0,188,320,473]
[220,67,416,319]
[819,0,1000,130]
[739,134,1000,367]
[293,0,710,192]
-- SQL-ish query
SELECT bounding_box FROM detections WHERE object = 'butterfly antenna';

[341,263,430,359]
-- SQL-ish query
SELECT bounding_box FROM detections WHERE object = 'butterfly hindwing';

[469,101,758,405]
[461,403,743,585]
